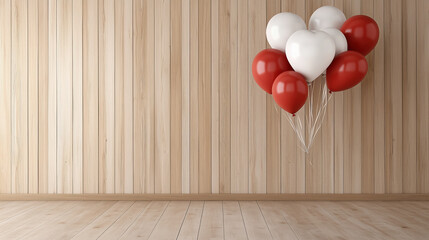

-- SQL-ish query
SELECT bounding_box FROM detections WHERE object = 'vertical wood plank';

[133,0,147,194]
[230,0,238,194]
[57,0,73,194]
[48,0,57,194]
[401,0,417,193]
[99,0,115,193]
[305,0,323,194]
[280,0,297,194]
[170,0,183,194]
[114,0,124,193]
[189,0,199,194]
[11,0,28,193]
[83,0,99,193]
[72,0,83,194]
[0,0,11,194]
[343,0,352,193]
[115,0,134,194]
[266,0,281,194]
[211,0,219,194]
[321,0,335,194]
[343,0,361,193]
[293,0,306,194]
[134,0,155,194]
[350,0,362,194]
[384,0,403,193]
[361,0,375,194]
[219,0,231,194]
[182,0,191,194]
[123,0,133,194]
[38,0,49,194]
[198,0,211,194]
[231,0,249,194]
[333,0,344,194]
[154,0,171,193]
[249,0,267,194]
[373,0,385,194]
[416,0,429,193]
[28,0,39,194]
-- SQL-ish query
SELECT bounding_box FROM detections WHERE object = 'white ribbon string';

[281,74,332,153]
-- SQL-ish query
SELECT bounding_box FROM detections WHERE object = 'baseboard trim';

[1,194,429,201]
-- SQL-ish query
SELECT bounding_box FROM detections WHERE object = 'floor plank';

[0,201,77,239]
[276,201,348,239]
[0,201,43,223]
[177,201,204,240]
[258,201,298,240]
[71,201,134,239]
[120,201,169,239]
[98,201,151,240]
[223,201,247,240]
[198,201,224,240]
[239,201,272,240]
[20,201,114,239]
[0,201,427,240]
[148,201,190,240]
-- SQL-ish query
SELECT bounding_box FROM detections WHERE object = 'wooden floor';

[0,201,428,239]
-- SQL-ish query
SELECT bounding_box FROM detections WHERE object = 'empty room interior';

[0,0,428,239]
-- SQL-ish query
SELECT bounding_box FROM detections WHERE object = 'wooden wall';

[0,0,428,195]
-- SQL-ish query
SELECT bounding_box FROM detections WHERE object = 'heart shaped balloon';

[326,51,368,92]
[285,30,336,83]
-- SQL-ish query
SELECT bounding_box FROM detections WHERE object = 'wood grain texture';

[11,0,28,194]
[266,0,281,194]
[83,0,99,193]
[99,0,115,194]
[219,0,231,194]
[154,0,171,194]
[2,201,429,239]
[198,0,211,194]
[72,0,83,194]
[249,0,267,194]
[416,0,429,193]
[0,0,11,194]
[28,0,39,194]
[171,0,183,194]
[57,0,73,194]
[0,0,428,195]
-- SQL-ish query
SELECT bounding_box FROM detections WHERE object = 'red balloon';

[252,49,293,94]
[326,51,368,92]
[272,71,308,115]
[341,15,379,56]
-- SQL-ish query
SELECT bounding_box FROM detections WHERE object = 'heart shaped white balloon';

[286,30,336,82]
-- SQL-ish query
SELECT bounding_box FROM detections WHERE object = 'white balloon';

[285,30,336,83]
[309,6,346,31]
[321,28,347,56]
[266,12,306,51]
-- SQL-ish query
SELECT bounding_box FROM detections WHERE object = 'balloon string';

[283,74,332,153]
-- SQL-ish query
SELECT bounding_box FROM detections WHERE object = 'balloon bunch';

[252,6,379,151]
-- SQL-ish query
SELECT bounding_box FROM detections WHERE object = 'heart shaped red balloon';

[272,71,308,115]
[341,15,379,56]
[326,51,368,92]
[252,49,293,94]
